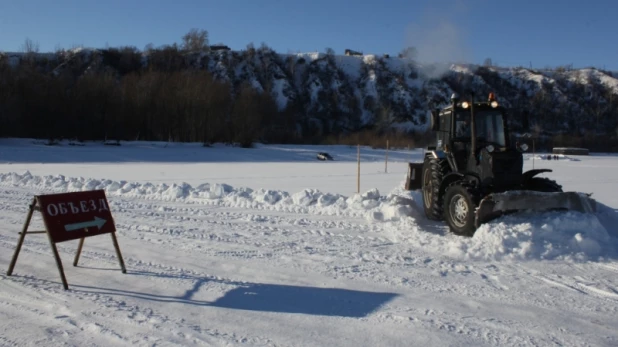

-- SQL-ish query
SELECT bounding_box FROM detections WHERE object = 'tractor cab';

[429,92,524,190]
[452,107,507,149]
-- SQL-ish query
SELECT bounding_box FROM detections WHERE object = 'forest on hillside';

[1,30,617,150]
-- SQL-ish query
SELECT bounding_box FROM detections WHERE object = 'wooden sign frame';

[6,191,126,290]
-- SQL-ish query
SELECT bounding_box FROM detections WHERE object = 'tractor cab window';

[455,114,470,137]
[454,110,506,147]
[476,111,506,147]
[440,112,451,132]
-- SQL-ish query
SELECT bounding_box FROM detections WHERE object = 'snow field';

[1,140,618,346]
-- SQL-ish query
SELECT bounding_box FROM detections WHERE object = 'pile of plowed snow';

[0,171,416,221]
[450,208,618,261]
[2,171,617,262]
[377,187,618,262]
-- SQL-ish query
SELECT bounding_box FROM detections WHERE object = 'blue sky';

[1,0,617,70]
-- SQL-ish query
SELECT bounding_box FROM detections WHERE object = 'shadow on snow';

[6,270,398,318]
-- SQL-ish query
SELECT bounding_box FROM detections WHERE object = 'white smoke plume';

[404,1,474,79]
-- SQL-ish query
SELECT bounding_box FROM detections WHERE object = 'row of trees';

[0,62,288,146]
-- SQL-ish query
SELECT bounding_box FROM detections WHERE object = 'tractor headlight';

[491,101,499,108]
[486,145,495,153]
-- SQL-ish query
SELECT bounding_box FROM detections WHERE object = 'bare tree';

[325,47,336,64]
[143,43,155,53]
[181,28,209,53]
[21,37,40,54]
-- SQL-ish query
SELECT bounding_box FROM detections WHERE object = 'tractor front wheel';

[444,182,479,236]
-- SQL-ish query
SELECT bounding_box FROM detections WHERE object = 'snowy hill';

[1,48,618,141]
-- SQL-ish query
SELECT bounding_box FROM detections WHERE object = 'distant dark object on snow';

[553,147,589,155]
[44,139,60,146]
[317,152,334,161]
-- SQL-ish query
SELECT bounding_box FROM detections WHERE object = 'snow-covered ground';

[1,138,617,346]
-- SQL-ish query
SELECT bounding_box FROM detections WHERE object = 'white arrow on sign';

[64,216,107,232]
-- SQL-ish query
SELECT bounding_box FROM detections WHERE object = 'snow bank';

[382,206,618,263]
[459,210,618,261]
[0,171,415,221]
[385,185,618,262]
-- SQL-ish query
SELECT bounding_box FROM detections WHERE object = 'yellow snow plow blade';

[475,191,597,228]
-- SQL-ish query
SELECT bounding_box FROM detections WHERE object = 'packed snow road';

[1,178,618,346]
[1,140,618,346]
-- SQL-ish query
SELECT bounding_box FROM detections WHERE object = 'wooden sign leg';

[45,232,69,290]
[73,238,85,267]
[7,198,36,276]
[111,233,127,274]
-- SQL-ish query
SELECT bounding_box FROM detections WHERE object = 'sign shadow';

[209,283,397,318]
[65,270,398,318]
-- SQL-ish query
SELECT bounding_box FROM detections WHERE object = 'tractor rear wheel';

[422,157,449,220]
[443,182,479,236]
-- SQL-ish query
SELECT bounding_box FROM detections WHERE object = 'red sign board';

[36,190,116,243]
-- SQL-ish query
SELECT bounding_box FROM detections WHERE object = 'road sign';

[6,190,126,290]
[37,190,116,243]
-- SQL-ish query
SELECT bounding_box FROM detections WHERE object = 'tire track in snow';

[370,307,556,347]
[598,262,618,273]
[0,186,389,269]
[513,264,618,313]
[542,271,618,302]
[0,274,132,346]
[110,196,394,262]
[113,199,381,240]
[372,304,604,347]
[0,260,278,346]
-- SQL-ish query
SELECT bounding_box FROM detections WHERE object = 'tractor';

[405,92,596,236]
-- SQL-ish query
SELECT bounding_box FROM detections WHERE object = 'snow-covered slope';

[1,139,618,346]
[3,49,616,137]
